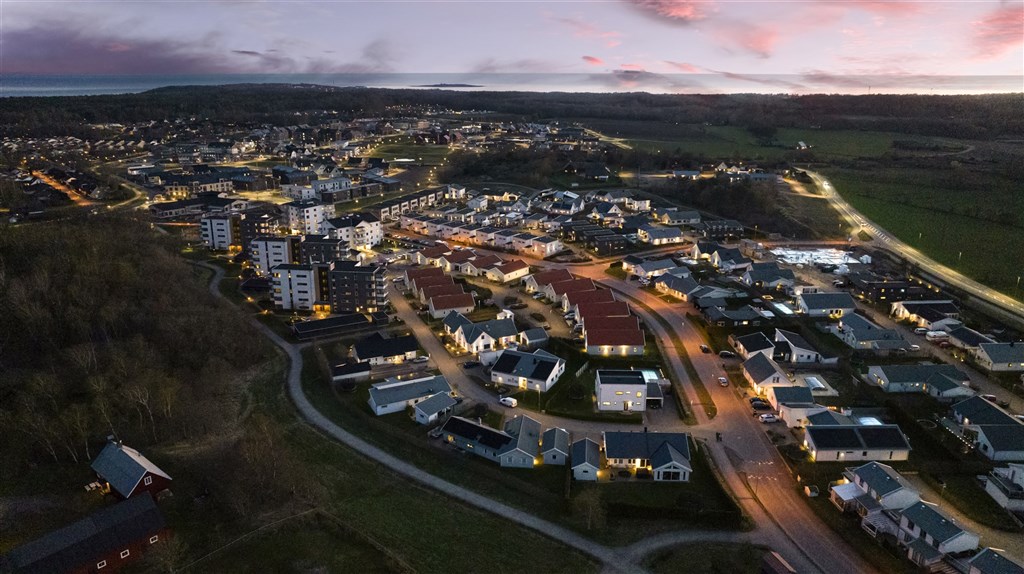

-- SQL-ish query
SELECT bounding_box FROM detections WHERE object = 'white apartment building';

[271,264,322,311]
[323,213,383,249]
[312,177,352,194]
[284,200,335,234]
[200,213,235,250]
[250,236,296,276]
[281,184,318,201]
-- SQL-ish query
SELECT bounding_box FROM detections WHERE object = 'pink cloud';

[971,4,1024,58]
[712,23,779,58]
[582,55,605,66]
[620,63,645,70]
[553,16,623,46]
[664,60,699,72]
[626,0,709,22]
[841,0,920,15]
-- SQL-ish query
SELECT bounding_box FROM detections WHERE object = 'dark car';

[462,361,481,369]
[751,402,772,412]
[699,344,712,354]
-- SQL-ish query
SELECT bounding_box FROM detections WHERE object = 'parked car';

[413,356,430,364]
[980,394,998,403]
[913,327,928,335]
[699,344,711,354]
[509,303,528,310]
[499,397,518,408]
[462,361,480,369]
[718,377,729,387]
[909,344,921,351]
[718,350,736,359]
[532,293,545,299]
[758,414,780,424]
[751,402,773,412]
[748,397,765,404]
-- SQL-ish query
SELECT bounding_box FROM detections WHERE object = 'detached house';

[798,292,857,318]
[490,348,566,392]
[897,502,980,568]
[831,461,921,515]
[571,438,603,481]
[742,353,790,394]
[440,415,542,468]
[352,333,420,365]
[637,224,685,245]
[602,431,692,482]
[803,425,912,462]
[984,463,1024,512]
[975,343,1024,373]
[444,310,519,354]
[867,364,973,401]
[368,375,452,417]
[91,441,172,500]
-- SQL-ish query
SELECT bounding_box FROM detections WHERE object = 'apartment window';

[120,549,130,559]
[97,561,107,569]
[144,476,153,486]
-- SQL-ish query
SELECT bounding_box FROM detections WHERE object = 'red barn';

[2,493,168,574]
[91,440,172,500]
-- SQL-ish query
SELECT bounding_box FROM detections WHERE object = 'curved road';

[805,169,1024,325]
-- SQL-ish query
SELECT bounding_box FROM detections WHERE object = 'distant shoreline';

[412,83,484,88]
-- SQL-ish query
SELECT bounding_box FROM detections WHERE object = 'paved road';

[805,169,1024,328]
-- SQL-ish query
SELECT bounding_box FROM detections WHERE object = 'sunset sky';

[2,0,1022,89]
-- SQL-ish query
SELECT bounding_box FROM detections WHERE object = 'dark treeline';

[1,84,1022,139]
[0,215,269,469]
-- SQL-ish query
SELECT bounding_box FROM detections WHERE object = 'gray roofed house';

[603,431,692,481]
[571,438,602,481]
[367,375,452,416]
[518,327,549,348]
[540,427,571,465]
[413,392,457,425]
[490,348,566,392]
[806,409,856,426]
[352,333,420,365]
[974,424,1024,462]
[898,501,979,565]
[774,329,824,364]
[441,416,513,461]
[452,315,520,353]
[91,441,172,500]
[868,364,973,401]
[733,331,775,358]
[770,385,814,405]
[501,415,542,468]
[653,274,701,300]
[0,494,167,574]
[633,258,678,278]
[845,461,919,504]
[798,292,857,317]
[742,352,789,393]
[975,343,1024,373]
[951,396,1017,426]
[804,425,912,462]
[967,548,1024,574]
[947,326,995,350]
[835,313,905,351]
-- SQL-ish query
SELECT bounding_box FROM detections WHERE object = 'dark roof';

[441,416,513,450]
[799,292,856,310]
[735,332,775,352]
[806,425,911,450]
[90,442,171,498]
[292,313,373,339]
[603,431,691,463]
[742,353,785,383]
[491,349,562,381]
[353,333,419,360]
[771,386,814,404]
[976,424,1024,452]
[596,370,646,386]
[2,494,165,574]
[330,362,372,377]
[952,396,1016,426]
[900,501,967,543]
[571,438,601,468]
[968,548,1024,574]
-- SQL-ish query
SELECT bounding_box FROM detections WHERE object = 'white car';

[412,356,429,364]
[499,397,518,408]
[718,377,729,387]
[758,414,780,424]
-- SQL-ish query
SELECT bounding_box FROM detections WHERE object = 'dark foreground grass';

[645,542,765,574]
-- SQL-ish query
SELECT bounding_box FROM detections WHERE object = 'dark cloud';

[0,25,401,74]
[706,69,806,90]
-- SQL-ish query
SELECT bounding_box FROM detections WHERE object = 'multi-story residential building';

[271,263,330,311]
[323,212,383,250]
[250,235,299,275]
[299,235,349,264]
[329,261,387,313]
[284,199,335,234]
[200,213,240,251]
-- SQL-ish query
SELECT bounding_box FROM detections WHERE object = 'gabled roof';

[968,548,1024,574]
[441,416,513,450]
[775,329,814,352]
[575,301,630,320]
[405,265,446,282]
[565,289,615,307]
[571,438,601,469]
[850,461,915,497]
[799,292,856,311]
[806,425,911,450]
[603,431,691,465]
[491,349,564,381]
[735,331,775,353]
[369,375,451,408]
[91,442,171,498]
[414,392,457,418]
[461,317,519,344]
[976,424,1024,452]
[503,415,542,457]
[541,427,570,456]
[655,274,700,295]
[771,386,814,404]
[807,409,856,426]
[527,268,574,287]
[650,441,692,472]
[952,396,1017,426]
[634,259,677,273]
[443,311,473,332]
[430,293,475,311]
[2,494,166,574]
[979,343,1024,364]
[586,328,644,347]
[875,364,968,386]
[353,333,419,360]
[494,260,530,275]
[550,278,596,297]
[742,353,787,384]
[899,501,969,543]
[947,327,995,347]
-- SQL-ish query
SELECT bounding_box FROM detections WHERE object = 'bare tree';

[572,488,607,531]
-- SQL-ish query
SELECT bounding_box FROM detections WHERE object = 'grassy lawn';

[645,543,765,574]
[369,142,451,165]
[605,263,628,280]
[826,169,1024,300]
[196,514,403,573]
[920,473,1022,532]
[778,191,849,240]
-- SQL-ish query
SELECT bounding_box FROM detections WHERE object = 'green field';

[828,169,1024,300]
[369,142,451,165]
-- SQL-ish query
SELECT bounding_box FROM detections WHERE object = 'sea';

[1,73,1021,98]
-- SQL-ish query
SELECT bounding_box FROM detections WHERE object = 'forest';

[1,84,1022,140]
